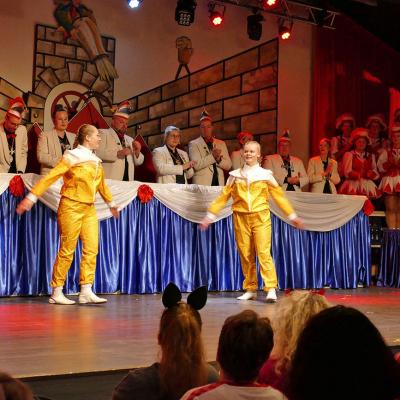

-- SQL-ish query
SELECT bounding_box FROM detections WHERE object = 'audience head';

[278,131,291,157]
[271,290,330,375]
[288,305,400,400]
[335,113,355,137]
[52,104,69,132]
[390,126,400,149]
[199,110,213,140]
[73,124,101,150]
[0,372,34,400]
[350,128,370,152]
[164,125,181,149]
[318,138,331,159]
[111,101,130,134]
[217,310,273,384]
[366,114,387,139]
[158,283,208,399]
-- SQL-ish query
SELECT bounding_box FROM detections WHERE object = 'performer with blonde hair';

[201,141,303,303]
[17,124,119,305]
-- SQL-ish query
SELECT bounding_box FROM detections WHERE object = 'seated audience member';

[339,128,380,199]
[330,113,355,162]
[230,131,254,170]
[181,310,286,400]
[258,290,330,396]
[0,97,28,174]
[288,306,400,400]
[188,110,232,186]
[307,138,340,193]
[263,131,308,191]
[37,104,75,175]
[0,371,34,400]
[97,102,144,181]
[152,126,194,184]
[366,113,389,157]
[112,283,218,400]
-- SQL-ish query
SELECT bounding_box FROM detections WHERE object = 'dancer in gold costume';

[17,124,119,305]
[200,141,303,303]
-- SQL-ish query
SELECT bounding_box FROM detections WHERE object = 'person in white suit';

[307,138,341,194]
[188,110,232,186]
[0,97,28,174]
[152,126,194,184]
[263,131,308,191]
[37,104,76,175]
[97,102,144,181]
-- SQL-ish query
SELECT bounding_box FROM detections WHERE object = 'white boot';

[79,284,107,304]
[237,291,257,300]
[49,286,76,305]
[266,288,277,303]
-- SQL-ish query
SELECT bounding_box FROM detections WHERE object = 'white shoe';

[49,286,76,305]
[266,288,277,303]
[237,291,257,300]
[79,284,107,304]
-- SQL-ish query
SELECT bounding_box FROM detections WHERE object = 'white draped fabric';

[0,174,367,232]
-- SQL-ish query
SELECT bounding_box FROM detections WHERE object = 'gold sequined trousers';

[51,197,99,287]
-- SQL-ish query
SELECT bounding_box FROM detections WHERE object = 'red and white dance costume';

[377,149,400,194]
[339,129,381,199]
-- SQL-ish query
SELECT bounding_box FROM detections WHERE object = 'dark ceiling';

[298,0,400,52]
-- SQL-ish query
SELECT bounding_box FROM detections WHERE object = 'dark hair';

[217,310,274,383]
[288,305,400,400]
[52,104,68,120]
[158,303,208,400]
[0,371,34,400]
[73,124,97,148]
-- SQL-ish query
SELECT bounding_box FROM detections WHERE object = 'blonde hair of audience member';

[73,124,97,149]
[271,291,330,375]
[158,302,208,400]
[0,372,34,400]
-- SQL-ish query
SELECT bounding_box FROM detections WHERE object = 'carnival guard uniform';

[207,164,296,291]
[27,145,114,288]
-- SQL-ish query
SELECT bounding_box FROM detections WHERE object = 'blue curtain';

[0,190,371,296]
[377,229,400,288]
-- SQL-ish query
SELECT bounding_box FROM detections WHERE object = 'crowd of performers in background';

[1,97,400,230]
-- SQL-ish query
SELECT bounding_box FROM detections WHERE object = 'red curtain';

[311,15,400,156]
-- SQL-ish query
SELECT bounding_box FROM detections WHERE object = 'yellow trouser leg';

[233,212,258,292]
[51,198,84,287]
[252,210,277,290]
[79,204,99,285]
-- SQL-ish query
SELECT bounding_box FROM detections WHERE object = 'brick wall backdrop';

[122,39,279,156]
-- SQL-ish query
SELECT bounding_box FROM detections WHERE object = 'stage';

[1,288,399,381]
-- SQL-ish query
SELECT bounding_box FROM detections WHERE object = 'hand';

[132,140,142,157]
[117,148,132,159]
[183,160,195,170]
[212,148,222,161]
[110,207,119,219]
[199,217,212,231]
[70,28,79,41]
[325,163,333,175]
[16,198,34,215]
[292,217,305,230]
[287,176,299,185]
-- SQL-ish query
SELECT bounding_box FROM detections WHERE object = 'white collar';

[230,164,274,182]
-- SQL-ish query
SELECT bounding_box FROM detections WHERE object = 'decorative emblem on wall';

[53,0,118,82]
[175,36,193,79]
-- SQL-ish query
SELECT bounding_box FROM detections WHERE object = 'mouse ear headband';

[162,282,207,310]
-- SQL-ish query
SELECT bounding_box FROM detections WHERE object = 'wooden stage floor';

[1,287,399,379]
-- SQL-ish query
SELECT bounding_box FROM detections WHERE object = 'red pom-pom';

[284,288,293,296]
[9,175,25,197]
[363,199,375,216]
[137,184,154,204]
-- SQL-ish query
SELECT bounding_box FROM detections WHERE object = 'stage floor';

[1,287,399,379]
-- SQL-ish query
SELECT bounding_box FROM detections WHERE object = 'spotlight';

[127,0,142,8]
[247,13,264,41]
[208,2,225,27]
[263,0,277,7]
[175,0,197,26]
[279,20,292,40]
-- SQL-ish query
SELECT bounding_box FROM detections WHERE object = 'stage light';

[208,2,225,27]
[127,0,142,8]
[263,0,277,7]
[247,13,264,41]
[175,0,197,26]
[279,20,292,40]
